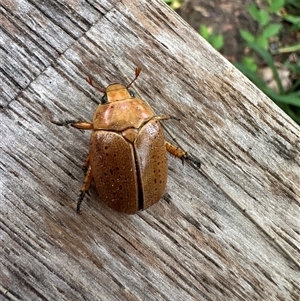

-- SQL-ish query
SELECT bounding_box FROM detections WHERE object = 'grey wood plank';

[1,0,299,300]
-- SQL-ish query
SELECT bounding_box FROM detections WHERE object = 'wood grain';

[1,0,299,300]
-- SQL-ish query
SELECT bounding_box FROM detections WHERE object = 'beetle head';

[102,67,141,103]
[88,68,142,104]
[105,84,133,103]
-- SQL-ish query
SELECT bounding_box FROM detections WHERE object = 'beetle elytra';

[52,68,200,214]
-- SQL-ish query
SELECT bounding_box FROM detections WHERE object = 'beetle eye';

[101,94,107,104]
[129,90,135,97]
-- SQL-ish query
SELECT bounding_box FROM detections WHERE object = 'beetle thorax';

[93,96,155,132]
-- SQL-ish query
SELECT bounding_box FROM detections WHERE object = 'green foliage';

[199,25,224,51]
[240,29,255,43]
[242,3,283,48]
[164,0,300,123]
[284,0,300,9]
[248,3,270,25]
[163,0,182,10]
[236,0,300,124]
[241,56,258,73]
[269,0,285,12]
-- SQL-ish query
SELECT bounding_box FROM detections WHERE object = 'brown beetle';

[53,68,200,214]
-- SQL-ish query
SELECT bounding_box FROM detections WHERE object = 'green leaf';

[240,29,255,43]
[248,4,260,22]
[269,0,285,13]
[270,91,300,107]
[284,0,300,8]
[242,56,258,72]
[283,14,300,29]
[258,10,270,26]
[211,35,224,50]
[284,60,300,73]
[261,23,282,38]
[248,4,270,26]
[248,43,284,93]
[163,0,182,9]
[199,25,209,40]
[256,36,269,48]
[274,42,300,54]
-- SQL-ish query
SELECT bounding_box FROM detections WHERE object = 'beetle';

[52,67,200,214]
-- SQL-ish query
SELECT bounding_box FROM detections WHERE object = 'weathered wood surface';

[1,0,299,300]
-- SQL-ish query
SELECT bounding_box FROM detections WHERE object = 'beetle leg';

[71,121,94,130]
[51,119,79,126]
[155,115,180,122]
[51,119,93,130]
[77,165,93,214]
[83,154,90,172]
[165,141,185,161]
[165,141,202,168]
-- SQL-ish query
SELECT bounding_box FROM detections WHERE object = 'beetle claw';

[170,116,181,122]
[50,119,67,126]
[184,153,202,168]
[50,119,78,127]
[76,191,86,214]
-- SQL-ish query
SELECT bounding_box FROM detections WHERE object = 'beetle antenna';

[126,67,142,88]
[87,76,106,93]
